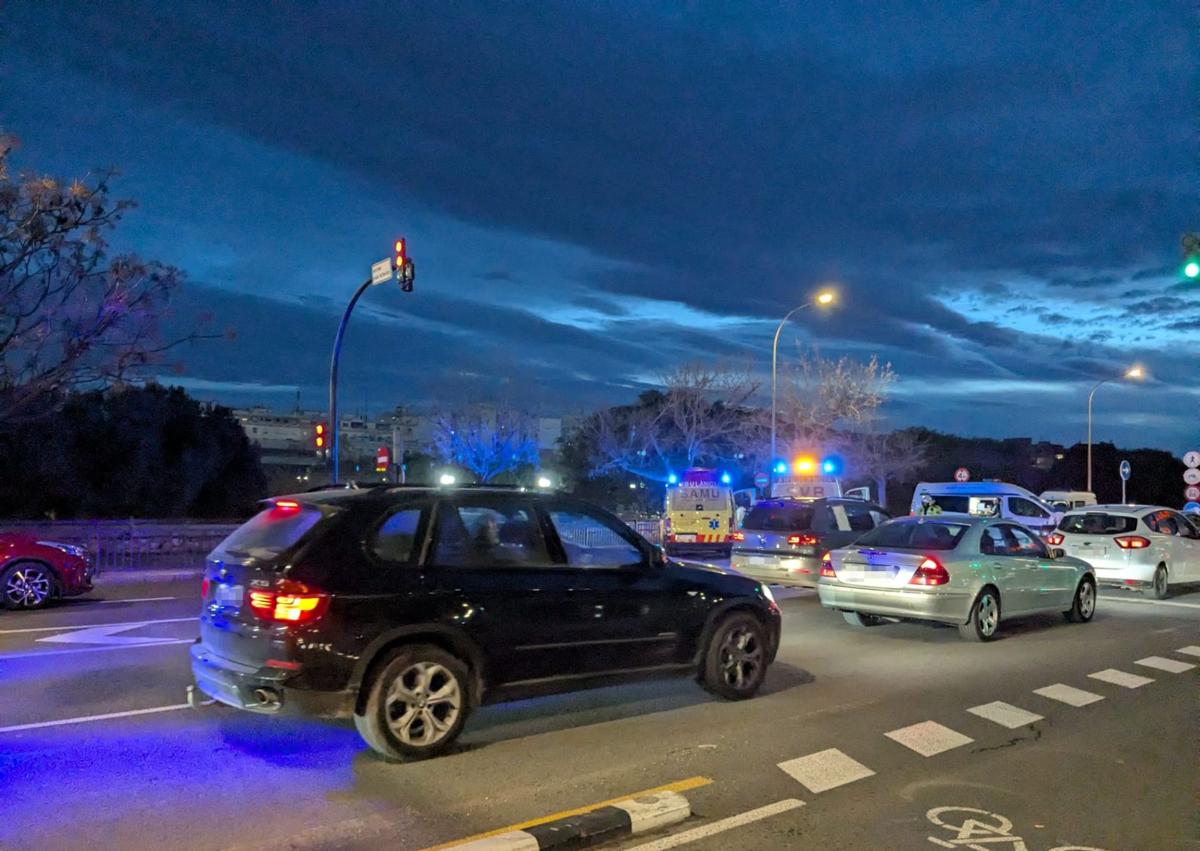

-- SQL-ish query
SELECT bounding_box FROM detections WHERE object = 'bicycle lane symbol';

[926,806,1112,851]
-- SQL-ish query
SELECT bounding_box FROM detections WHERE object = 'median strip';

[424,776,710,850]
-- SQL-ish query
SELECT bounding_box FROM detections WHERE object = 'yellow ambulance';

[663,468,751,554]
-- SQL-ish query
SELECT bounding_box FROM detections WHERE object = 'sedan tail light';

[731,531,745,542]
[909,557,950,586]
[248,580,329,625]
[787,533,818,547]
[819,552,836,578]
[1114,535,1151,550]
[1046,533,1065,546]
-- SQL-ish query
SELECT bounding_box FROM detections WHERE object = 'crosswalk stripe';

[884,720,973,757]
[1033,683,1104,707]
[778,748,875,794]
[966,701,1044,729]
[1135,656,1196,674]
[1176,646,1200,658]
[1088,668,1154,688]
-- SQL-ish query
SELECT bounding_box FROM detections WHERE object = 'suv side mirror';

[651,544,668,568]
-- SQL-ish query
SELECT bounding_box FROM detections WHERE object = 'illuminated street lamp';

[771,288,838,473]
[1087,365,1145,493]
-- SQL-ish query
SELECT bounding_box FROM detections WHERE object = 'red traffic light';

[394,238,406,266]
[314,422,327,449]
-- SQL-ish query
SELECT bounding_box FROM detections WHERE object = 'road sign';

[1185,500,1200,513]
[375,445,391,473]
[753,471,769,489]
[1185,451,1200,469]
[370,257,394,286]
[954,467,970,483]
[1186,486,1200,502]
[1119,460,1131,481]
[1186,469,1200,486]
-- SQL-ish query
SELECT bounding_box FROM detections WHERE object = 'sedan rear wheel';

[1,562,55,610]
[355,645,470,761]
[1151,565,1169,600]
[959,589,1000,642]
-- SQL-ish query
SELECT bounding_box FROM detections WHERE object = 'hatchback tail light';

[909,557,950,586]
[1114,535,1151,550]
[1046,533,1064,546]
[820,552,836,578]
[247,580,329,625]
[787,533,818,547]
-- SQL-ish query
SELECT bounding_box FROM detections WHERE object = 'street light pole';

[328,277,372,485]
[1086,365,1144,494]
[770,290,836,479]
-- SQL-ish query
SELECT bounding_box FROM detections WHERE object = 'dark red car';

[0,534,94,610]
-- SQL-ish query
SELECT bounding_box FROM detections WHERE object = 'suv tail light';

[787,533,818,547]
[247,580,329,625]
[1046,533,1064,546]
[1114,535,1151,550]
[820,552,836,578]
[731,531,745,542]
[909,557,950,586]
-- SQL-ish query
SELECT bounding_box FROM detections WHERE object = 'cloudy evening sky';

[3,2,1197,449]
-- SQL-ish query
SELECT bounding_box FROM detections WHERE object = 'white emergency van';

[910,481,1062,536]
[1040,490,1097,512]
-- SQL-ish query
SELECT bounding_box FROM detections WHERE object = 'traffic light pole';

[328,277,373,485]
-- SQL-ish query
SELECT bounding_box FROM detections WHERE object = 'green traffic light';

[1186,261,1200,279]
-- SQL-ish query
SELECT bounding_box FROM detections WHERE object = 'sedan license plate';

[214,583,244,609]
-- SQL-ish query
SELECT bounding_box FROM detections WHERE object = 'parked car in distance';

[1049,505,1200,599]
[1040,490,1097,512]
[731,497,890,588]
[819,515,1095,641]
[0,533,94,610]
[910,481,1061,536]
[191,486,781,761]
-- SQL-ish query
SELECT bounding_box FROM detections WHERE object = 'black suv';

[190,486,781,760]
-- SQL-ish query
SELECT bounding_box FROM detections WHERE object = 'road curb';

[452,790,691,850]
[95,568,203,585]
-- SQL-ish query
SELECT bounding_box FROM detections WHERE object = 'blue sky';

[2,1,1197,449]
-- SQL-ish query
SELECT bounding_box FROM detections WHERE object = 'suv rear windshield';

[213,504,324,560]
[742,503,814,531]
[1058,513,1137,535]
[854,520,967,551]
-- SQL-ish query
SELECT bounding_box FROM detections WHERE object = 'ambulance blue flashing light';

[773,460,787,475]
[667,472,679,485]
[720,472,732,485]
[821,455,843,475]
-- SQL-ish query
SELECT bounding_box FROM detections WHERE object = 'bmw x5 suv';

[190,485,781,760]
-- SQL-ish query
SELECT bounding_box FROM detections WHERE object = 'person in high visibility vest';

[919,493,943,515]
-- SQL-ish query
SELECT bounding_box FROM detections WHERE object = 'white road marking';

[624,799,805,850]
[97,596,179,604]
[884,720,973,757]
[450,832,539,850]
[1088,668,1154,688]
[778,748,875,793]
[0,703,190,734]
[966,701,1044,729]
[0,640,192,661]
[611,791,691,833]
[1099,596,1200,610]
[1177,645,1200,657]
[1134,656,1196,674]
[1033,683,1105,707]
[0,616,196,635]
[38,621,187,646]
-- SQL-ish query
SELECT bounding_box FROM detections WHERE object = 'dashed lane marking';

[778,748,875,794]
[0,640,192,661]
[1177,645,1200,657]
[884,721,974,757]
[1088,668,1154,689]
[1134,656,1196,674]
[966,701,1044,729]
[1098,596,1200,610]
[1033,684,1104,707]
[0,703,190,734]
[97,596,180,604]
[0,616,196,635]
[624,799,805,850]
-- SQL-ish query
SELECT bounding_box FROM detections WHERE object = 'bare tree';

[0,134,202,422]
[773,351,896,453]
[433,405,540,482]
[659,360,760,466]
[845,428,929,507]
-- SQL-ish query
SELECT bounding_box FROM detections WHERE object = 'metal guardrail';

[0,520,239,573]
[631,520,662,545]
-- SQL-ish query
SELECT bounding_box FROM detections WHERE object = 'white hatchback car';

[1050,506,1200,599]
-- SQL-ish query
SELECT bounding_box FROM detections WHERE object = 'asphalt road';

[1,570,1197,851]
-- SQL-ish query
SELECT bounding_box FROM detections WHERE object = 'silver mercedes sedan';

[818,514,1096,641]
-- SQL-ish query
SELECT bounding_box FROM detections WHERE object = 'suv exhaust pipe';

[253,687,282,709]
